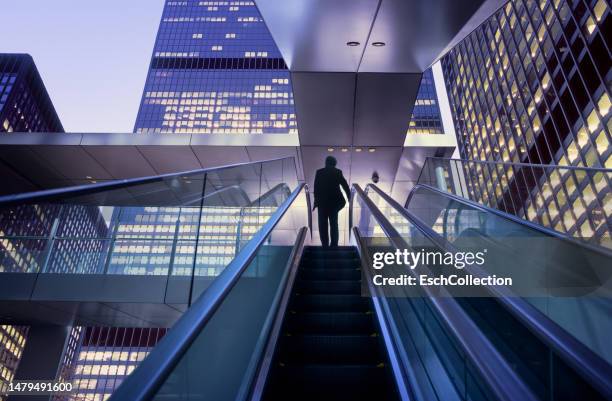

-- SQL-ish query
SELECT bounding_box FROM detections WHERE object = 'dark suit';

[313,166,351,247]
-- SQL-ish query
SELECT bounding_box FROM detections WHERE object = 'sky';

[0,0,165,132]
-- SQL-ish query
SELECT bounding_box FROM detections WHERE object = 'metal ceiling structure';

[254,0,506,199]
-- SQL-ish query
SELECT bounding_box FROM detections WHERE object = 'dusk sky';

[0,0,165,132]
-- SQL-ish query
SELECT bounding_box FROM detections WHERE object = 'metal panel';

[191,145,250,168]
[292,72,356,146]
[83,145,158,178]
[255,0,379,71]
[360,0,486,72]
[32,145,113,180]
[353,72,421,146]
[137,145,203,174]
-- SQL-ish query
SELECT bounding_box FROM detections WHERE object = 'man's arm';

[313,170,320,210]
[339,171,350,201]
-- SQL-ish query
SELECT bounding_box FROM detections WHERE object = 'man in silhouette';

[313,156,351,247]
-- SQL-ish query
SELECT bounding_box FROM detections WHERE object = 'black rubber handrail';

[350,183,538,401]
[369,183,612,399]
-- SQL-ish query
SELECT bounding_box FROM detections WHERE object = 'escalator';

[263,246,399,401]
[358,182,612,401]
[4,156,608,401]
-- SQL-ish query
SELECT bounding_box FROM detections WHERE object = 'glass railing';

[404,184,612,367]
[351,184,537,401]
[367,182,612,400]
[416,157,611,249]
[110,183,310,401]
[0,157,300,305]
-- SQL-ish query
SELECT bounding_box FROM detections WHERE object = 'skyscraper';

[407,68,444,135]
[0,54,65,401]
[134,0,297,134]
[0,54,63,133]
[441,0,610,245]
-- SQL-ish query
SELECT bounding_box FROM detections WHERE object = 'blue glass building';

[407,68,444,135]
[134,0,297,134]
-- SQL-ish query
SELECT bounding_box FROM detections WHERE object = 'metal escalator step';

[267,364,394,401]
[278,335,382,364]
[295,279,361,295]
[286,312,375,335]
[300,258,361,269]
[292,294,370,313]
[299,268,361,281]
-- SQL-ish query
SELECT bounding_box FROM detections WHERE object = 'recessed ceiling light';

[341,148,348,152]
[368,147,376,153]
[346,41,360,47]
[372,41,386,47]
[355,148,362,152]
[327,147,335,152]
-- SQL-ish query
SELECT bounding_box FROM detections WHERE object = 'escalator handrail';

[0,156,295,206]
[350,184,538,401]
[369,183,612,399]
[407,183,612,258]
[353,227,414,401]
[425,156,612,173]
[109,183,307,401]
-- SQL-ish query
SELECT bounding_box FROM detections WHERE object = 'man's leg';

[318,208,329,247]
[329,210,339,247]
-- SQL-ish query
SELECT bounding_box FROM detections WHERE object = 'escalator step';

[267,365,394,401]
[301,258,361,269]
[295,279,361,295]
[299,268,361,281]
[278,335,381,364]
[286,312,375,335]
[292,294,370,313]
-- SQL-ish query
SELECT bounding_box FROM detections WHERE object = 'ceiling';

[0,133,302,195]
[254,0,505,203]
[255,0,506,73]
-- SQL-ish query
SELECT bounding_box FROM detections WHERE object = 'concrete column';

[8,325,70,401]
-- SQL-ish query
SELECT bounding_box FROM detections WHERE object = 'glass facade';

[134,0,297,134]
[407,68,444,135]
[55,327,166,401]
[0,54,64,133]
[0,325,27,401]
[441,0,611,245]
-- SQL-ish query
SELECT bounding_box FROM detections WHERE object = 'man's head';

[325,155,337,167]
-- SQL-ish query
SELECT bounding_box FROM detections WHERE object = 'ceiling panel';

[349,146,402,193]
[354,72,421,146]
[191,146,250,168]
[359,0,487,72]
[292,72,356,146]
[32,146,112,180]
[84,146,157,179]
[137,146,202,174]
[0,146,68,189]
[255,0,378,71]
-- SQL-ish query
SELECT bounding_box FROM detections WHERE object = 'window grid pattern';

[441,0,611,245]
[0,54,64,133]
[58,327,167,401]
[0,325,28,401]
[407,68,444,135]
[134,0,297,134]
